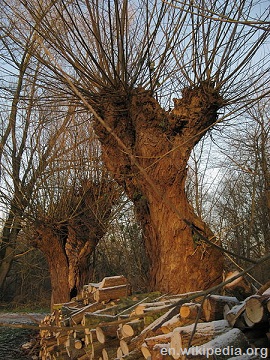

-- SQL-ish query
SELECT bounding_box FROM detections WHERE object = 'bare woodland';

[0,0,269,309]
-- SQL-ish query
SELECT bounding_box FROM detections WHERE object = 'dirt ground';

[0,313,46,360]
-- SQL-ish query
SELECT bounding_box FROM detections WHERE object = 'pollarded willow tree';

[29,122,121,304]
[0,7,121,303]
[5,0,270,293]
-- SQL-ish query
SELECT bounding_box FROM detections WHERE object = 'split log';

[202,295,239,321]
[94,284,130,303]
[88,281,101,293]
[100,275,128,288]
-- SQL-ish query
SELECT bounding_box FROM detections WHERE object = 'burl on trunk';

[93,83,224,293]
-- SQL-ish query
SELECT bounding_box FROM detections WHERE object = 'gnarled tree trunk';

[93,83,224,293]
[35,225,70,304]
[33,180,115,304]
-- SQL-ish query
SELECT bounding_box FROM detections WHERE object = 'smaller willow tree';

[29,122,121,304]
[0,12,121,303]
[32,179,120,305]
[5,0,270,293]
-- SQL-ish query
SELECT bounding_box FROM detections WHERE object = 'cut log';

[120,348,146,359]
[202,295,239,322]
[226,302,246,327]
[94,284,130,303]
[134,301,168,315]
[122,320,144,338]
[78,353,92,360]
[170,319,232,350]
[117,346,123,358]
[74,339,83,349]
[142,343,172,360]
[160,314,192,334]
[245,295,268,324]
[185,328,250,360]
[242,311,255,328]
[267,298,270,313]
[179,303,201,320]
[91,340,105,359]
[90,329,98,343]
[141,342,151,359]
[101,346,119,360]
[120,339,130,356]
[170,329,182,360]
[144,332,172,348]
[152,343,174,360]
[70,302,105,325]
[161,291,203,302]
[96,324,119,343]
[126,308,176,354]
[224,271,253,300]
[81,312,115,327]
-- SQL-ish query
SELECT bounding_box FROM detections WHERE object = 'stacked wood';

[202,295,239,321]
[38,276,270,360]
[224,271,253,300]
[226,291,270,329]
[39,275,134,359]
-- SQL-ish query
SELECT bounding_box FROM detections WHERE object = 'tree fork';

[93,84,224,293]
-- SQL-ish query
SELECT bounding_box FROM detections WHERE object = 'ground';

[0,312,46,359]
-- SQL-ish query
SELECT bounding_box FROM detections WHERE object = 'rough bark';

[0,213,22,292]
[35,225,70,304]
[33,180,115,304]
[93,83,224,293]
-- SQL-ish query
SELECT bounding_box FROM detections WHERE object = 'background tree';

[29,122,121,304]
[0,15,121,302]
[2,0,270,294]
[0,25,51,290]
[210,96,270,283]
[94,205,149,293]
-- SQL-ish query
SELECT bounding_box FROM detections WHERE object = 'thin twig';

[184,218,257,264]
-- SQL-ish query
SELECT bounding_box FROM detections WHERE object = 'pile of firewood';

[38,275,270,360]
